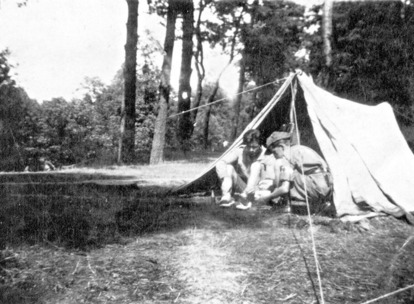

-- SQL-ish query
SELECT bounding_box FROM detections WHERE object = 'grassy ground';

[1,157,414,304]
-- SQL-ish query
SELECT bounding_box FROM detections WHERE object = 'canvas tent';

[174,72,414,223]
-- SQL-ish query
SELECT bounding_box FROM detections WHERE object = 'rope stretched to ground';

[360,283,414,304]
[290,79,326,304]
[167,77,288,118]
[393,107,414,125]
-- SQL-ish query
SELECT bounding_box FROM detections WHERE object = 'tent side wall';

[298,74,414,218]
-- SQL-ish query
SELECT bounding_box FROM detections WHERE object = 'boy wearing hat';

[256,131,333,209]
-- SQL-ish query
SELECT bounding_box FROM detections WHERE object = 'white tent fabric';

[174,73,414,221]
[299,74,413,217]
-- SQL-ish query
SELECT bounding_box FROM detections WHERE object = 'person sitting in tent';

[255,131,333,211]
[216,129,269,209]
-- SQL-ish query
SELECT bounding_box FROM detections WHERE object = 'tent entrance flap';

[173,73,297,194]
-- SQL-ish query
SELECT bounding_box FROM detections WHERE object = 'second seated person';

[255,131,333,212]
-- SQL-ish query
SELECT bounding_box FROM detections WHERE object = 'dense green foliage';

[0,49,39,171]
[305,1,414,107]
[241,1,305,115]
[0,59,163,169]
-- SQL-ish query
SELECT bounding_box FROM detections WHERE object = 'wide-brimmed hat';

[266,131,291,147]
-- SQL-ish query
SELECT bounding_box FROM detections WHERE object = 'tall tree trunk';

[323,0,333,67]
[250,92,258,121]
[189,0,206,136]
[118,0,139,164]
[319,0,334,88]
[230,54,245,141]
[149,0,177,164]
[202,10,243,149]
[202,85,219,149]
[176,0,194,152]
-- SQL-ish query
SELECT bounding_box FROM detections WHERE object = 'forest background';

[1,0,414,171]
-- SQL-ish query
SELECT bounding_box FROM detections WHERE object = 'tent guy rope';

[167,77,288,119]
[359,283,414,304]
[393,107,414,125]
[290,78,326,304]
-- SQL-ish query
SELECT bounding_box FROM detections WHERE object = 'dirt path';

[171,228,251,304]
[24,226,254,304]
[166,215,316,304]
[34,225,268,304]
[46,229,253,303]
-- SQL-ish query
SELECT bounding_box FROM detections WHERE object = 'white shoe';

[218,194,231,204]
[235,202,252,210]
[220,201,236,207]
[219,196,236,207]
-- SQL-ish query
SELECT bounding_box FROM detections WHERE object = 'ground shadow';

[0,171,345,250]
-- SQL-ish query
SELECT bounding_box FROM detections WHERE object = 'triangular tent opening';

[174,73,414,223]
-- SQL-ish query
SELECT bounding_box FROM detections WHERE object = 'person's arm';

[256,162,292,203]
[256,181,290,203]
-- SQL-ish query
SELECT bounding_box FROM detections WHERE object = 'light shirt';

[221,145,267,179]
[280,145,328,181]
